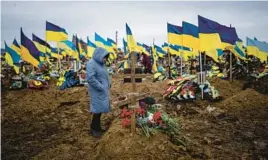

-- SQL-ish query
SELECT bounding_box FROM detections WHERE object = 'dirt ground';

[1,77,268,160]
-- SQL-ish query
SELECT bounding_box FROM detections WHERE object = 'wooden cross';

[112,51,150,133]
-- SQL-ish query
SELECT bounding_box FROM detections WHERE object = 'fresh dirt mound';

[219,88,268,116]
[1,86,110,160]
[210,78,243,100]
[2,77,268,159]
[94,119,187,160]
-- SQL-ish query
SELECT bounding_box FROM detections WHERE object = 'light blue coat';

[86,47,111,113]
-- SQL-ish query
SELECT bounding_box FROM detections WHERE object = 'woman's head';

[92,47,109,65]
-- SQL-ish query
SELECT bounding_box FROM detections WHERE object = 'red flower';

[120,107,133,118]
[136,107,145,116]
[153,111,162,122]
[122,118,131,128]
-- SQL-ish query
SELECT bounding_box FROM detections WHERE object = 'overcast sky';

[1,1,268,48]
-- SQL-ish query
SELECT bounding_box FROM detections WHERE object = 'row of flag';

[164,15,268,62]
[3,15,268,74]
[3,21,121,74]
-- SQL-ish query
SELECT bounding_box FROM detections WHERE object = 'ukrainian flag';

[105,40,117,61]
[20,28,41,67]
[60,40,79,60]
[95,33,106,48]
[215,25,247,60]
[73,35,85,59]
[143,44,152,53]
[107,39,118,59]
[234,41,246,60]
[78,38,88,57]
[151,44,158,72]
[170,44,191,57]
[247,37,268,62]
[167,23,183,46]
[105,40,115,53]
[198,15,222,62]
[182,21,199,51]
[218,26,239,50]
[155,45,167,58]
[4,42,21,74]
[162,42,169,53]
[11,38,21,56]
[247,37,259,57]
[107,38,118,50]
[51,47,63,59]
[32,33,50,62]
[123,38,128,55]
[122,38,130,68]
[46,21,68,41]
[87,37,96,58]
[126,23,137,52]
[254,38,268,62]
[136,42,144,52]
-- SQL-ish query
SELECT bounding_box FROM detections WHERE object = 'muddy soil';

[1,78,268,159]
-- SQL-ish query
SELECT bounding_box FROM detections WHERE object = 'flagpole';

[181,38,184,76]
[230,50,232,82]
[167,46,172,79]
[200,51,203,99]
[204,52,206,75]
[57,42,61,70]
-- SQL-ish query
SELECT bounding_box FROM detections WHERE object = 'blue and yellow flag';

[105,40,117,61]
[32,34,50,62]
[87,37,96,58]
[123,38,128,55]
[107,38,118,51]
[143,44,152,53]
[247,37,259,57]
[253,38,268,62]
[72,35,85,59]
[79,38,88,58]
[95,33,106,48]
[105,40,115,53]
[126,23,137,52]
[155,45,167,58]
[46,21,68,42]
[5,42,21,73]
[50,47,63,59]
[215,26,246,59]
[169,43,191,57]
[162,42,169,53]
[247,37,268,62]
[198,15,223,62]
[167,23,183,46]
[182,21,199,51]
[233,41,246,60]
[11,38,21,56]
[137,42,144,52]
[60,40,79,60]
[151,44,158,72]
[218,26,240,50]
[20,28,41,67]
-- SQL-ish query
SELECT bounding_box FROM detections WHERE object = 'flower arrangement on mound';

[120,100,185,146]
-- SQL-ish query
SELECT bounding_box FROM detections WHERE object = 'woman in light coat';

[86,47,111,138]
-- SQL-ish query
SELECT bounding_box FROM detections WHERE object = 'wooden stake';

[180,51,183,76]
[230,51,232,82]
[130,51,136,133]
[57,42,61,70]
[168,49,172,79]
[199,51,204,99]
[204,52,206,75]
[131,51,136,92]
